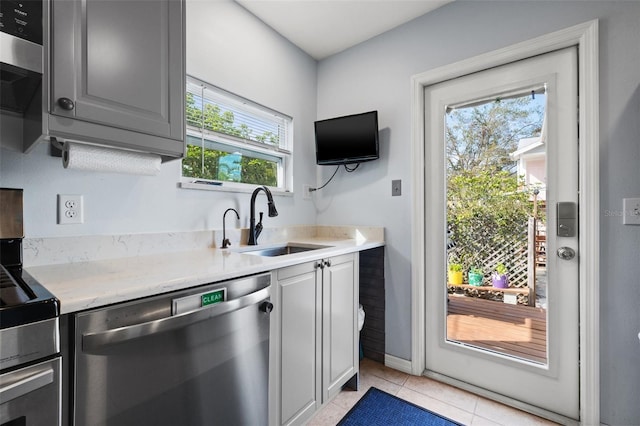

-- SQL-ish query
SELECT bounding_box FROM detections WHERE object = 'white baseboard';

[384,354,413,374]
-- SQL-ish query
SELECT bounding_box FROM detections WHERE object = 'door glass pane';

[445,91,548,365]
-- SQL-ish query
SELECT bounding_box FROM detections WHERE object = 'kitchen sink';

[238,243,329,257]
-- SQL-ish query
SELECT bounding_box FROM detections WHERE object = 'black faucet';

[248,186,278,245]
[221,208,240,249]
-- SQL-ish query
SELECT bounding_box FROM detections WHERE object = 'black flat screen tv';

[314,111,379,165]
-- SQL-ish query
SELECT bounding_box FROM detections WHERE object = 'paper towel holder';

[49,137,65,158]
[50,138,155,161]
[51,138,117,158]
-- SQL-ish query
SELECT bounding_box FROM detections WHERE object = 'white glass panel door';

[424,47,579,419]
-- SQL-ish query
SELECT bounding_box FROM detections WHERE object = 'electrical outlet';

[303,184,312,200]
[58,194,84,224]
[623,198,640,225]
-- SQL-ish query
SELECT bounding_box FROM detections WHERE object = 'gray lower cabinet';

[271,253,359,426]
[45,0,185,159]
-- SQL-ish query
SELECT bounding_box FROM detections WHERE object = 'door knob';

[557,247,576,260]
[57,97,75,111]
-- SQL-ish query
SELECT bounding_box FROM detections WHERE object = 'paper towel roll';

[62,142,161,176]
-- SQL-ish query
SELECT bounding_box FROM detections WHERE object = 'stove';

[0,188,61,426]
[0,240,59,333]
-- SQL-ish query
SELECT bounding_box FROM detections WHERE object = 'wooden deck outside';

[447,295,548,364]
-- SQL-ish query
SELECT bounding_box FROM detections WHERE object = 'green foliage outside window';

[446,97,543,173]
[447,169,532,268]
[184,92,279,186]
[446,96,544,269]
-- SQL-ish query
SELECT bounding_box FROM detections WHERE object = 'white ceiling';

[234,0,453,60]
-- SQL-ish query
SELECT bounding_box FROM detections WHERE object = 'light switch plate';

[392,180,401,196]
[623,198,640,225]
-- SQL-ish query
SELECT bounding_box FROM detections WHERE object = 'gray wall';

[315,2,640,424]
[0,0,318,238]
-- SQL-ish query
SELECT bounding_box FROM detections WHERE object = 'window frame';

[180,75,294,194]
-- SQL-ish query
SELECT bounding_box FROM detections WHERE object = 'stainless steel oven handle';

[0,368,54,404]
[82,286,271,352]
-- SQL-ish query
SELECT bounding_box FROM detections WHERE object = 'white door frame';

[410,20,599,424]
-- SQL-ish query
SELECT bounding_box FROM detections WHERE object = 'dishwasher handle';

[82,286,271,352]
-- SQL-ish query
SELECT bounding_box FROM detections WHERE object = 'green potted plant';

[492,263,509,288]
[468,266,483,286]
[448,263,463,285]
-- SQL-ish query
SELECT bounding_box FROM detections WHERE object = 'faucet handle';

[255,212,264,240]
[222,238,231,249]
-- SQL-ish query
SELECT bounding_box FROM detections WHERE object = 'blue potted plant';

[468,267,483,286]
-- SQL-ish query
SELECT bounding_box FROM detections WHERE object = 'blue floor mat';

[338,387,464,426]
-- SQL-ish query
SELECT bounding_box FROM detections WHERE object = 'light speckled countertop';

[25,235,383,314]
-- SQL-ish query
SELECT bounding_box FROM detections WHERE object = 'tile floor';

[307,358,559,426]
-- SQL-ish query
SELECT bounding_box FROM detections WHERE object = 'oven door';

[0,357,61,426]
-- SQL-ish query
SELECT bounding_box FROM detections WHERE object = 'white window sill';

[178,181,293,197]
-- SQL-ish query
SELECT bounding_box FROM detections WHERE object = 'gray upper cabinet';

[47,0,185,159]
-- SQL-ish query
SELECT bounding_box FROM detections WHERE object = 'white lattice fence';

[449,217,530,289]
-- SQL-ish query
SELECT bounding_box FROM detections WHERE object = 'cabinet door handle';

[324,260,331,267]
[315,261,324,269]
[57,97,75,111]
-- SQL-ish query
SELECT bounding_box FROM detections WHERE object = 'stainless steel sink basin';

[238,243,329,257]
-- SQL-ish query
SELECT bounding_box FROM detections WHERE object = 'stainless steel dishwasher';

[72,273,272,426]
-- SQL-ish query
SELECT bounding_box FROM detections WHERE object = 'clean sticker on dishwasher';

[172,287,227,315]
[202,289,225,307]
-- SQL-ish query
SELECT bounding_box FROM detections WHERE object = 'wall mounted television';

[314,110,379,165]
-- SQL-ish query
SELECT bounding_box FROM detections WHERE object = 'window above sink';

[181,75,293,193]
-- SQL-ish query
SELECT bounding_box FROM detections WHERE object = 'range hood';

[0,32,44,152]
[0,1,43,115]
[0,61,42,115]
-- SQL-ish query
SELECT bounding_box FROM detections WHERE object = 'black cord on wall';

[310,164,360,192]
[310,166,339,192]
